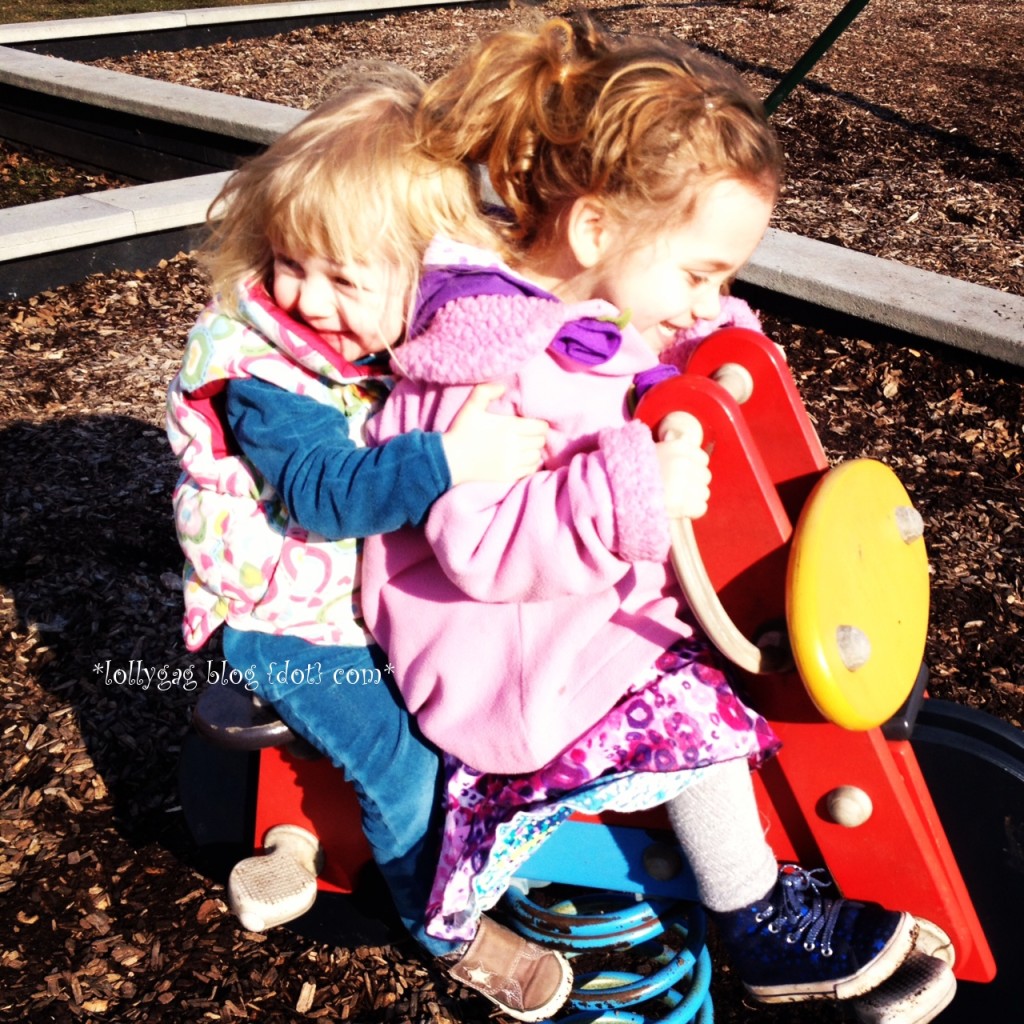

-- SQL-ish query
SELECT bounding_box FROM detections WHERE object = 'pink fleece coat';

[361,259,697,774]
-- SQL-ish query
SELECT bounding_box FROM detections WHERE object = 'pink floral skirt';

[426,637,780,940]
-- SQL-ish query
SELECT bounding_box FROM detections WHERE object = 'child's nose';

[297,275,333,320]
[693,284,722,323]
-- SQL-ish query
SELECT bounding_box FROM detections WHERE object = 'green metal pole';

[765,0,874,114]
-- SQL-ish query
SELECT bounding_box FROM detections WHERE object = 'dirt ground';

[1,2,1022,1022]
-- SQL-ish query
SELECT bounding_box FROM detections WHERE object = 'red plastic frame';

[251,327,995,982]
[633,328,993,983]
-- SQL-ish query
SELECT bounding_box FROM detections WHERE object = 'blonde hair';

[416,16,783,255]
[201,63,500,316]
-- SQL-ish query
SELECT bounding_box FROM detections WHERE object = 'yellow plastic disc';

[786,459,930,730]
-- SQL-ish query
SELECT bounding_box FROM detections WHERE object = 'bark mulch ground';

[1,2,1022,1022]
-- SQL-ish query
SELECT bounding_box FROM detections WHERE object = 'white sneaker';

[912,917,955,967]
[228,825,323,931]
[853,918,956,1024]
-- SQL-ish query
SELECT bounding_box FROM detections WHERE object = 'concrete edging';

[0,45,304,143]
[0,0,468,44]
[6,170,1022,367]
[746,230,1024,367]
[0,172,232,261]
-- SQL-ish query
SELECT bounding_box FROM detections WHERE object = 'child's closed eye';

[274,254,304,276]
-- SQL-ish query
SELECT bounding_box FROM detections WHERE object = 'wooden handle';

[659,412,786,675]
[668,517,774,674]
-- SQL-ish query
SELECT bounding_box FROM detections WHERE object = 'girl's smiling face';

[584,178,773,353]
[271,251,408,362]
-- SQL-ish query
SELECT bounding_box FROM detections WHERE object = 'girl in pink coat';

[363,15,934,1015]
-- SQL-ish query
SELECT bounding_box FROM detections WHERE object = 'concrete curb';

[746,230,1024,367]
[0,0,470,45]
[0,45,304,143]
[0,173,232,261]
[6,169,1021,367]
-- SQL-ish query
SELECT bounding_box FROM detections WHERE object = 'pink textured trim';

[402,294,570,384]
[599,421,671,563]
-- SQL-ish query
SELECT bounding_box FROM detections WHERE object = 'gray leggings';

[666,757,779,912]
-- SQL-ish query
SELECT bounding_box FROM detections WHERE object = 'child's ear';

[566,195,612,269]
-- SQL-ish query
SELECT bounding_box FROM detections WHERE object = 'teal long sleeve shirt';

[224,376,451,541]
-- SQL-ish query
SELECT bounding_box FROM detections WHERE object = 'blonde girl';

[166,68,568,1022]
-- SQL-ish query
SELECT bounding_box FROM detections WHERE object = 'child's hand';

[655,412,711,519]
[442,382,549,486]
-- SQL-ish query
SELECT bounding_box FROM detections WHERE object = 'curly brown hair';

[416,15,782,256]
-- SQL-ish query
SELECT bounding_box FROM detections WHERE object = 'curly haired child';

[363,18,944,1019]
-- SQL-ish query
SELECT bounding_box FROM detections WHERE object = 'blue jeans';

[222,628,460,958]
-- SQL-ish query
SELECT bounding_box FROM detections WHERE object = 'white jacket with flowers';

[166,281,389,651]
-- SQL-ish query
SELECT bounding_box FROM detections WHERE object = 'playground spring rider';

[183,327,1024,1022]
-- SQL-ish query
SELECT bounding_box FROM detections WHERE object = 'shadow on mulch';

[0,415,188,848]
[0,414,514,1020]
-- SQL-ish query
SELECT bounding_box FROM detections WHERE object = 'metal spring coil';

[503,886,713,1023]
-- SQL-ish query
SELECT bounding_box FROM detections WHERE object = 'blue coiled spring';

[503,886,713,1023]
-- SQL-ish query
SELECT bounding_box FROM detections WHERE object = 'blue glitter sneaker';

[712,865,918,1003]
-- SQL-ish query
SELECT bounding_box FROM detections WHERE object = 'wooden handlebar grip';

[658,412,773,675]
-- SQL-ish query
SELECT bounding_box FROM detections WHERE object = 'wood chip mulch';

[1,2,1022,1022]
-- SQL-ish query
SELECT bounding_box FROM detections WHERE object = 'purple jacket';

[361,242,695,773]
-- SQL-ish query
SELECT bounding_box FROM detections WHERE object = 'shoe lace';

[753,865,843,956]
